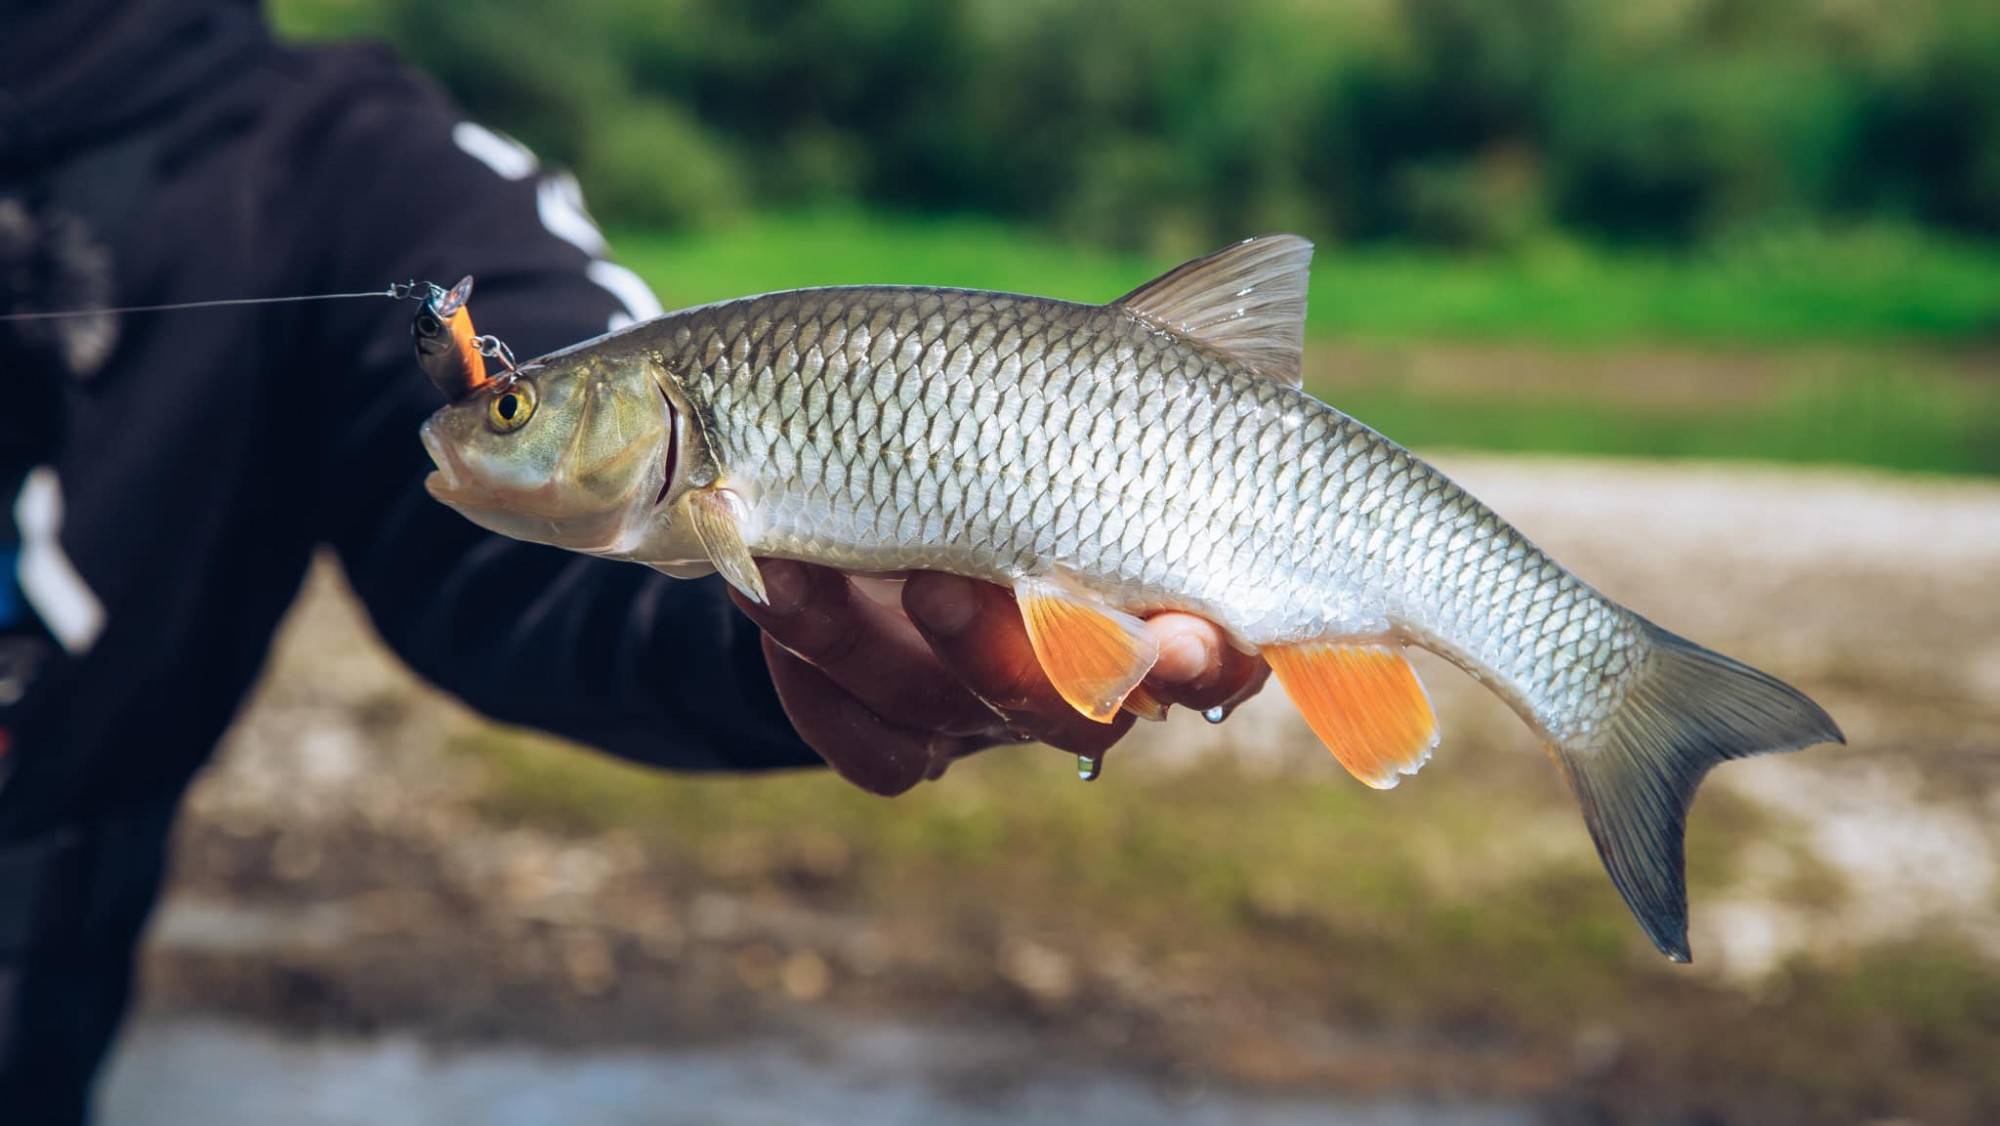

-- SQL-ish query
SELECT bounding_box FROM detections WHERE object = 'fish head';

[420,347,671,553]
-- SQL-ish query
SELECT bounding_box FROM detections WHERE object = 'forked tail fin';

[1552,621,1843,962]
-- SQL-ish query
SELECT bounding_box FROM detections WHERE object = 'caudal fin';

[1553,621,1843,962]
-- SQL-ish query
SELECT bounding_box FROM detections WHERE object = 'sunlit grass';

[609,211,2000,477]
[1326,361,2000,477]
[613,210,2000,347]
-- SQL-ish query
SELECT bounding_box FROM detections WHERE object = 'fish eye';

[415,312,442,337]
[486,379,537,433]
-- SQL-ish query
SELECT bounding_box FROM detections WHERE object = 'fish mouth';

[420,421,466,501]
[416,418,595,526]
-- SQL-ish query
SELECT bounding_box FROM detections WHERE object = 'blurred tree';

[269,0,2000,248]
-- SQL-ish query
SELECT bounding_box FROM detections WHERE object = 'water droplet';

[1076,755,1102,782]
[1202,705,1228,725]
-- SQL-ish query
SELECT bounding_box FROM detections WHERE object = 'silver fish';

[420,235,1842,961]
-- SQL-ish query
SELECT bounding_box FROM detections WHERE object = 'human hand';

[728,561,1268,795]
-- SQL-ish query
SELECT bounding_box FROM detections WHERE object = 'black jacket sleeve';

[293,49,816,773]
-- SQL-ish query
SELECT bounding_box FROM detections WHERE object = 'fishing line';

[0,282,436,322]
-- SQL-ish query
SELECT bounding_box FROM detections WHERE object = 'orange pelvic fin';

[1120,682,1171,722]
[1014,577,1159,723]
[1264,641,1439,789]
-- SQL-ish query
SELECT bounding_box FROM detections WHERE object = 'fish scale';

[672,284,1643,739]
[422,233,1842,960]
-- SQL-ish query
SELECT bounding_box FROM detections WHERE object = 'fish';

[412,275,489,399]
[418,235,1843,961]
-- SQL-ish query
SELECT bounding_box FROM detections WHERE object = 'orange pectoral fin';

[1265,641,1439,789]
[1015,578,1159,723]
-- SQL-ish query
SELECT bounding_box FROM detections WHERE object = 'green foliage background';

[273,0,2000,477]
[275,0,2000,253]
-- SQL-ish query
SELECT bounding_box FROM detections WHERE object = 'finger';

[730,560,1001,738]
[902,572,1133,757]
[1139,612,1272,712]
[760,635,976,796]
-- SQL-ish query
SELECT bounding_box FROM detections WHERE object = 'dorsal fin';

[1111,234,1313,384]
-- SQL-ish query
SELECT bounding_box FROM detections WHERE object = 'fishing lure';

[411,275,512,399]
[4,273,520,400]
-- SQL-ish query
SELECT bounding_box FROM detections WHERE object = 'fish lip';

[419,421,465,499]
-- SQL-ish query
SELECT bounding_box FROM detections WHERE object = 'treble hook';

[474,334,517,374]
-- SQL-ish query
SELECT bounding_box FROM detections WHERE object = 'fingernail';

[905,573,979,638]
[760,560,807,614]
[1153,633,1212,686]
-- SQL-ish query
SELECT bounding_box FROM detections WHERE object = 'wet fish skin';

[420,236,1843,961]
[643,285,1642,742]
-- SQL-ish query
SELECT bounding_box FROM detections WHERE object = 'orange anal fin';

[445,306,491,391]
[1265,642,1439,789]
[1121,682,1170,722]
[1015,578,1159,723]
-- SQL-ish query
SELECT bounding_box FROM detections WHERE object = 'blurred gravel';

[136,455,2000,1116]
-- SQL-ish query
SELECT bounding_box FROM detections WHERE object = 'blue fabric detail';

[0,548,21,628]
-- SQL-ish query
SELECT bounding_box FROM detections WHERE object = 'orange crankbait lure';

[412,275,490,399]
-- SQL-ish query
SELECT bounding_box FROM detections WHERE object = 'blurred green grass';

[612,211,2000,476]
[1329,362,2000,477]
[614,211,2000,346]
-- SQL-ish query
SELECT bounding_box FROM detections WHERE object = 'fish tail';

[1552,620,1842,962]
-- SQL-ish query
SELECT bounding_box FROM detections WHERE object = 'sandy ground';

[115,454,2000,1124]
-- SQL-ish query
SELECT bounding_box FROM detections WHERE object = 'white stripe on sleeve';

[15,468,104,654]
[453,121,663,330]
[451,122,537,181]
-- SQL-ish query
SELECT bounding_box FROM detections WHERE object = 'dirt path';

[134,455,2000,1123]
